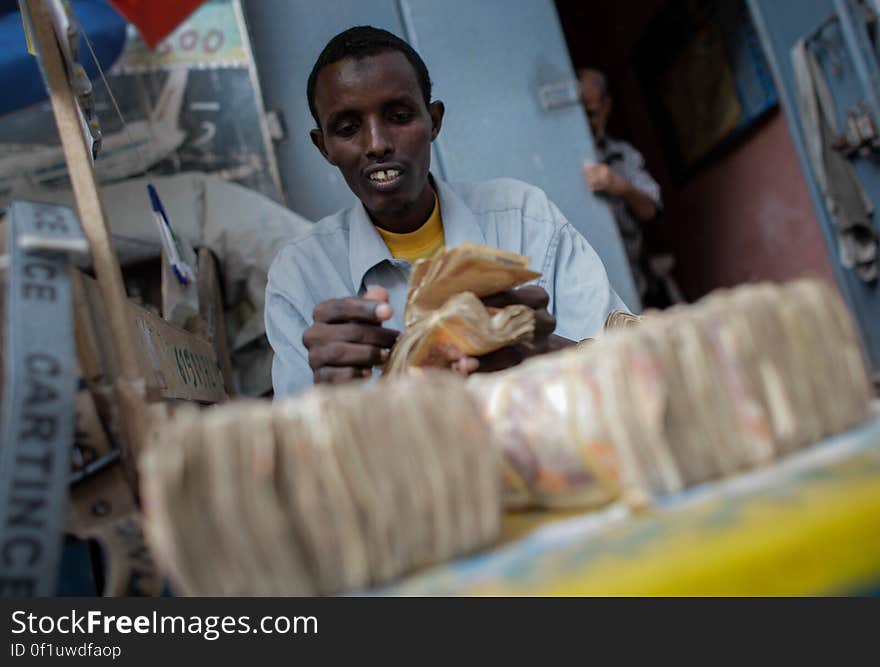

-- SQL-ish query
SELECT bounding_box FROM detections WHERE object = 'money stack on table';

[140,373,500,596]
[139,244,874,595]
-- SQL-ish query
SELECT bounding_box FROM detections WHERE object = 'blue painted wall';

[241,0,639,310]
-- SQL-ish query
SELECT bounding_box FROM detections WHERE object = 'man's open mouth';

[365,167,404,190]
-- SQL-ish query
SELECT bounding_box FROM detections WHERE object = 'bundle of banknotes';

[139,373,500,596]
[385,243,641,374]
[469,278,873,509]
[385,243,539,374]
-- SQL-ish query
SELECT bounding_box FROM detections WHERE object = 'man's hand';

[451,285,575,375]
[303,286,400,384]
[583,162,658,221]
[583,162,628,197]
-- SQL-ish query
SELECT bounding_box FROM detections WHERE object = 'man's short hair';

[307,25,433,127]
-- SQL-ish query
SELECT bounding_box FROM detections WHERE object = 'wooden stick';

[23,0,153,485]
[23,0,141,383]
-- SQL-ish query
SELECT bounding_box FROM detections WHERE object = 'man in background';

[579,68,663,303]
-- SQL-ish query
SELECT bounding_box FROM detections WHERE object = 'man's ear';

[429,100,445,141]
[310,128,335,164]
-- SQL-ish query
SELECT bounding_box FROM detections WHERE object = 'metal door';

[748,0,880,375]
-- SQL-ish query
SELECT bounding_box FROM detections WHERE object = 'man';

[579,68,662,301]
[266,26,626,397]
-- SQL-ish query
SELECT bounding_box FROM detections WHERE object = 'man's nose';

[364,119,393,159]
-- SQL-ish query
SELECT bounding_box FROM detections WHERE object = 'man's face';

[311,51,444,233]
[580,79,610,141]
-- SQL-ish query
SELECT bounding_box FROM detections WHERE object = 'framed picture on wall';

[636,0,778,183]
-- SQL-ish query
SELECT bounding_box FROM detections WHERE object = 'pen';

[148,183,194,285]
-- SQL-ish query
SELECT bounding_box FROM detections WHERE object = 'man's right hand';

[583,162,627,197]
[302,286,400,384]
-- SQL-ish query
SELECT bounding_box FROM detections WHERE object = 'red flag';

[109,0,208,49]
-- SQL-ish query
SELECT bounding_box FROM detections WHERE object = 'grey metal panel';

[240,0,405,221]
[748,0,880,373]
[399,0,638,310]
[834,0,880,123]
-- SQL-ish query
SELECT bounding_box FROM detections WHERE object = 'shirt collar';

[433,175,486,248]
[348,195,394,293]
[347,173,486,290]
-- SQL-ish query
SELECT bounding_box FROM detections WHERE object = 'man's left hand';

[583,162,627,197]
[450,285,574,375]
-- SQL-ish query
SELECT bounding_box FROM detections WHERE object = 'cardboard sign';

[74,270,227,403]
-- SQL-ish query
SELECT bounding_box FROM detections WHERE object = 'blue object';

[147,183,194,285]
[146,181,165,216]
[0,0,126,117]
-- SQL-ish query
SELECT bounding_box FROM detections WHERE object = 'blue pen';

[148,184,194,285]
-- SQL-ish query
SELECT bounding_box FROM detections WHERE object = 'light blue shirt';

[266,175,628,397]
[595,136,662,298]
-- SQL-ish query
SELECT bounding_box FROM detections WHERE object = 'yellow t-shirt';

[375,191,444,262]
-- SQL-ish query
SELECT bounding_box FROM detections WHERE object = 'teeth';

[369,169,400,182]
